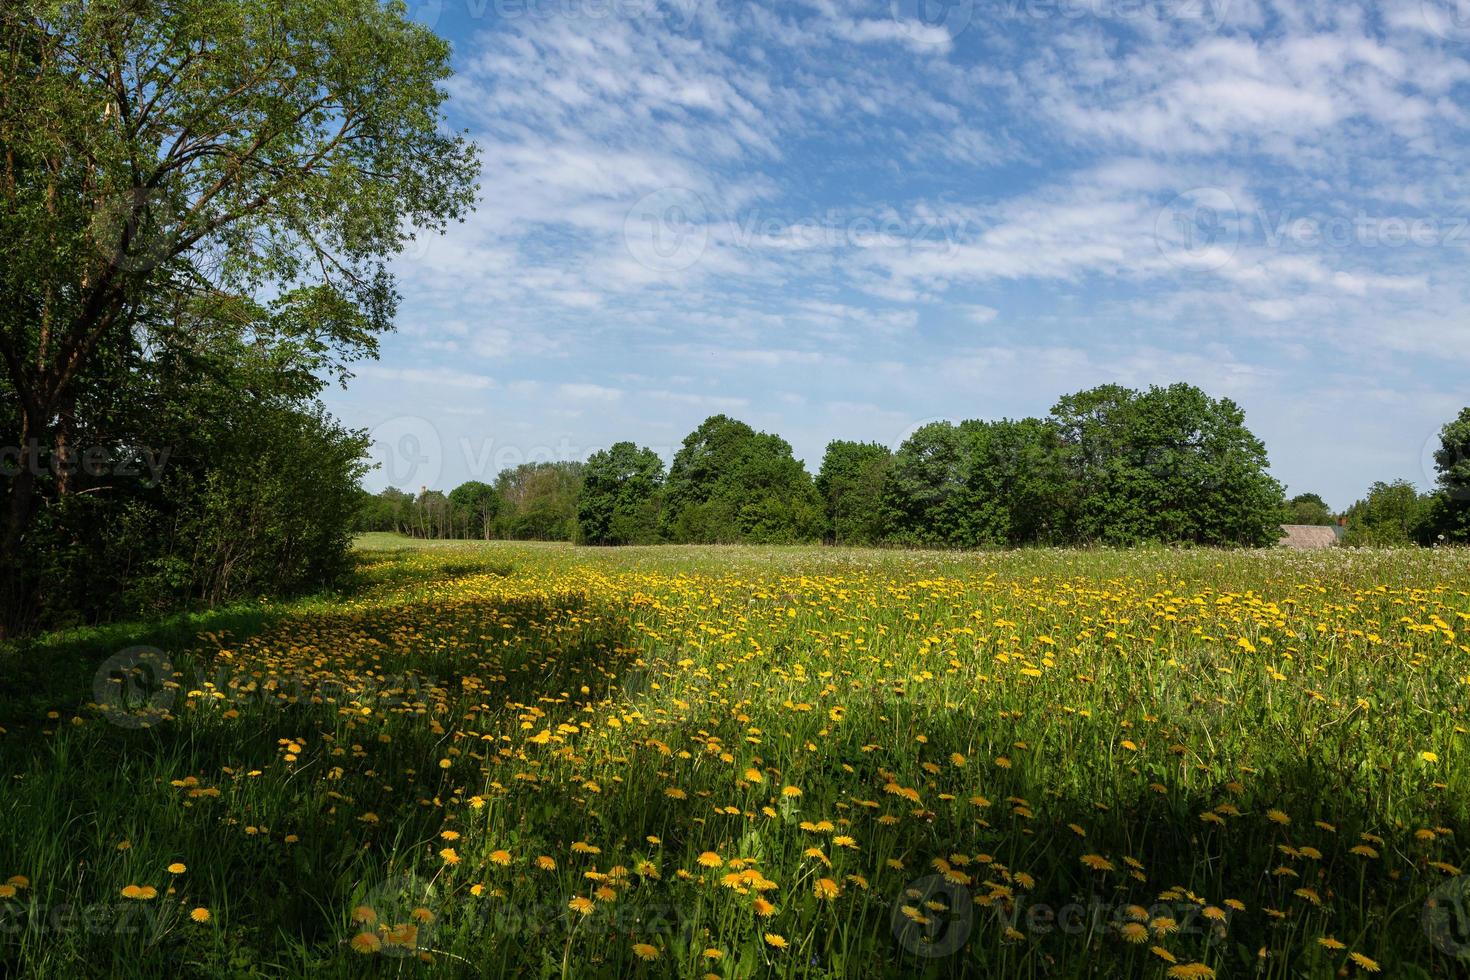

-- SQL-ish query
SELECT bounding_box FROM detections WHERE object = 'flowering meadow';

[2,537,1470,978]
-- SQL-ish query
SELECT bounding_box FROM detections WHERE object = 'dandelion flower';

[189,907,210,923]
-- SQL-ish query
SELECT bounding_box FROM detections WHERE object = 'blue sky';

[334,0,1470,511]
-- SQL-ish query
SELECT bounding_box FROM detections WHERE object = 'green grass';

[2,536,1469,978]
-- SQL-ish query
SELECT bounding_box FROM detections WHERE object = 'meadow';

[2,536,1469,978]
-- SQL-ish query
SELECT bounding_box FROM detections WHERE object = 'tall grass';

[1,537,1468,977]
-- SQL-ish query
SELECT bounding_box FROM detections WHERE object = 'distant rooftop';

[1279,525,1340,550]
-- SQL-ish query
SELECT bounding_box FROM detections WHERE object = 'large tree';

[1423,407,1470,544]
[494,461,583,541]
[1285,493,1336,526]
[0,0,477,632]
[578,441,663,545]
[663,415,822,544]
[1342,480,1432,547]
[1052,383,1284,546]
[448,480,500,540]
[815,440,890,545]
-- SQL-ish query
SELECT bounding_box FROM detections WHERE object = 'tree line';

[364,384,1470,551]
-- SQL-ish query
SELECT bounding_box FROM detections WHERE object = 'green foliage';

[22,316,370,625]
[663,416,823,544]
[1342,480,1433,547]
[448,481,501,540]
[578,442,664,545]
[494,462,584,541]
[0,0,477,634]
[880,421,984,547]
[815,441,891,545]
[1285,493,1336,526]
[1423,407,1470,544]
[1053,383,1285,546]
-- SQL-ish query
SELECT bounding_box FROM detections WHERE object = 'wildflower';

[351,932,382,954]
[167,863,187,874]
[631,943,660,961]
[490,850,512,866]
[764,933,787,949]
[569,897,595,915]
[1348,953,1381,972]
[1166,966,1215,979]
[189,907,211,923]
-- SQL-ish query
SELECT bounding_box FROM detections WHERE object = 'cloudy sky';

[335,0,1470,510]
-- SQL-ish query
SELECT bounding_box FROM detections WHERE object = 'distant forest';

[359,383,1470,552]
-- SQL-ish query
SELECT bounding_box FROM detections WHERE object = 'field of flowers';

[2,536,1469,977]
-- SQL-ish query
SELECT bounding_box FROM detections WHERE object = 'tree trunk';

[0,402,51,638]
